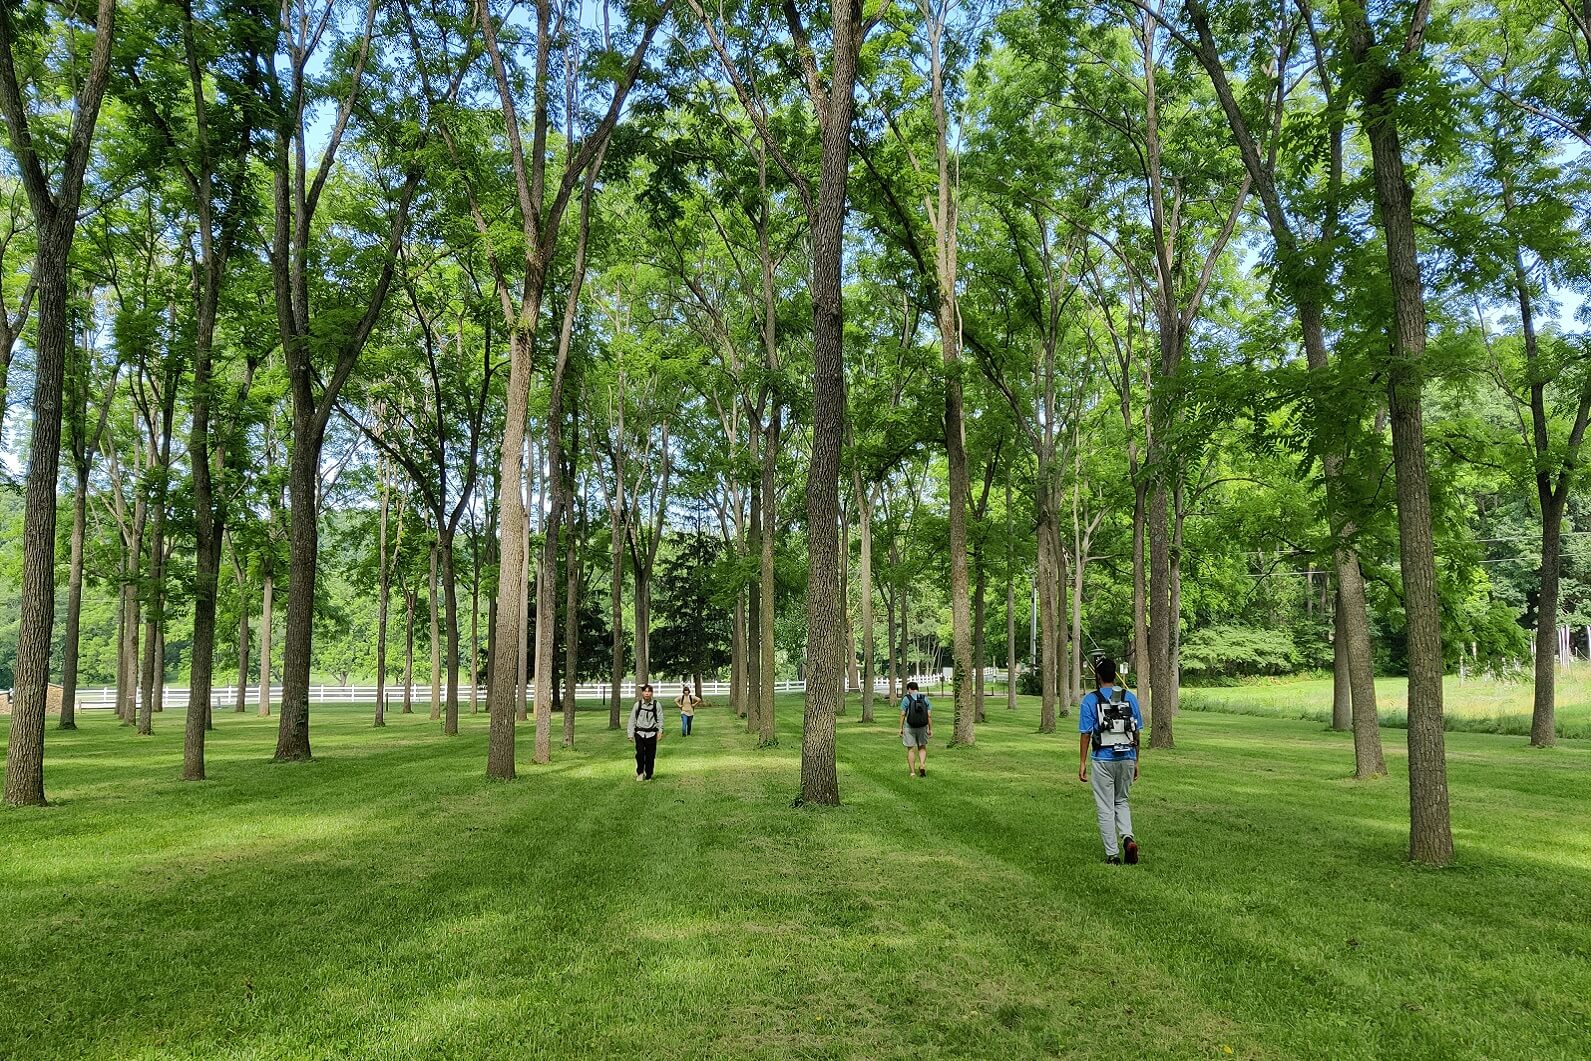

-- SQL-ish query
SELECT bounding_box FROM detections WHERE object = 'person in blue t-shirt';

[1078,656,1143,864]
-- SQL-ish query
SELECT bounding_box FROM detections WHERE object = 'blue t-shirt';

[1079,685,1142,761]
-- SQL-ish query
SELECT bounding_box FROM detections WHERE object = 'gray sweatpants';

[1090,758,1136,856]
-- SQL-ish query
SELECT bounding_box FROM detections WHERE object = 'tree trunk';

[973,542,987,724]
[562,503,580,748]
[1148,477,1175,749]
[58,463,89,731]
[757,420,779,746]
[274,415,320,761]
[1332,586,1351,732]
[746,487,763,734]
[0,0,115,806]
[517,467,532,725]
[731,590,747,719]
[429,538,442,721]
[1337,550,1386,777]
[258,572,274,716]
[375,482,390,727]
[235,578,250,714]
[1343,6,1451,863]
[1006,476,1017,711]
[858,482,875,723]
[1036,504,1058,733]
[1132,479,1149,698]
[488,325,536,780]
[1534,507,1564,746]
[403,585,416,715]
[441,536,461,735]
[609,500,625,730]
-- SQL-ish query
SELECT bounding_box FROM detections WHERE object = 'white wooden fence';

[65,672,965,711]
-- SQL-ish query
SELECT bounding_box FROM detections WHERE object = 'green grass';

[2,696,1587,1059]
[1182,668,1591,739]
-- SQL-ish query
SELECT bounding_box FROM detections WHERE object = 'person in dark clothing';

[627,683,664,780]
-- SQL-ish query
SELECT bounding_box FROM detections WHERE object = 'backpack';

[1090,686,1138,752]
[635,700,659,732]
[905,694,930,728]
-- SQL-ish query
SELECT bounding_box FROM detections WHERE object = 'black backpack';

[905,694,930,728]
[1090,686,1138,752]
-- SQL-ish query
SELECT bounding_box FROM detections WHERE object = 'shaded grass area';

[1183,670,1591,740]
[2,695,1588,1059]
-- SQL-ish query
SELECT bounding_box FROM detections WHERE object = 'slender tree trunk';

[258,572,274,716]
[403,585,416,715]
[562,504,581,748]
[747,487,763,734]
[1132,480,1149,696]
[758,423,778,746]
[1534,508,1564,746]
[973,542,987,724]
[442,538,461,735]
[375,482,390,727]
[731,590,746,718]
[58,464,89,731]
[234,552,250,714]
[429,538,442,721]
[1332,586,1351,732]
[518,466,532,724]
[858,482,875,723]
[1148,476,1174,749]
[488,325,536,779]
[1337,550,1386,777]
[470,550,480,715]
[1006,477,1017,710]
[609,500,625,730]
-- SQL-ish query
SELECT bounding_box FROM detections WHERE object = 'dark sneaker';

[919,768,926,778]
[1123,836,1139,864]
[1105,855,1122,865]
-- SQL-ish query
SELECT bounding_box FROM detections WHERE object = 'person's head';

[1092,656,1117,688]
[906,681,919,693]
[682,684,689,696]
[641,683,654,700]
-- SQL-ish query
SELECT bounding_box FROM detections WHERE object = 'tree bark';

[757,417,779,746]
[430,537,442,721]
[58,462,89,731]
[375,473,391,727]
[610,486,626,730]
[1148,477,1175,749]
[441,538,461,735]
[258,572,274,716]
[0,0,115,807]
[1332,586,1351,732]
[1342,1,1451,863]
[403,584,416,715]
[1036,502,1059,733]
[857,479,876,723]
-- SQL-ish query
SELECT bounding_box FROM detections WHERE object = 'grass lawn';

[1181,667,1591,739]
[2,695,1587,1059]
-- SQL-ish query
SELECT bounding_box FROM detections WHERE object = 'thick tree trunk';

[634,570,652,690]
[58,464,89,731]
[799,69,859,805]
[274,419,319,761]
[0,253,67,785]
[1343,10,1451,863]
[1036,504,1058,733]
[258,572,274,716]
[487,327,535,780]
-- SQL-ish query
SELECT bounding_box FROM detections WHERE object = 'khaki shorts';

[902,725,930,748]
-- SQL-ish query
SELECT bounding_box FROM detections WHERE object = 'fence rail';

[64,672,973,711]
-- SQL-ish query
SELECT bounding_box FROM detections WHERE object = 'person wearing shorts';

[898,681,932,778]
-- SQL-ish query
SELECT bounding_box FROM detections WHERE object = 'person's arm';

[1078,694,1093,781]
[1131,695,1143,778]
[1079,733,1092,782]
[898,700,906,735]
[925,703,932,738]
[626,703,637,741]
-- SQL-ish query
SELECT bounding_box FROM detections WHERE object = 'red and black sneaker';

[1123,836,1139,865]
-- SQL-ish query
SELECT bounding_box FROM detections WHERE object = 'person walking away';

[899,681,933,778]
[628,683,664,781]
[1078,656,1143,864]
[675,684,701,736]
